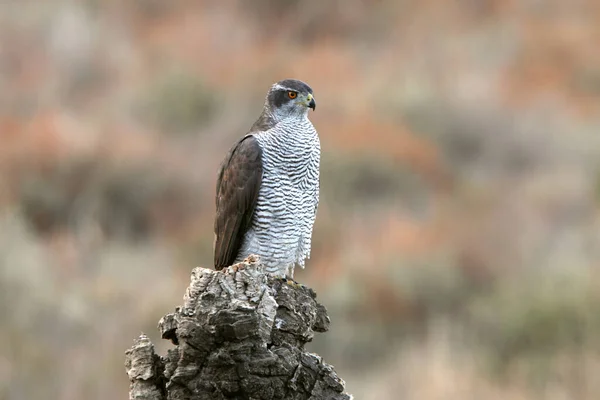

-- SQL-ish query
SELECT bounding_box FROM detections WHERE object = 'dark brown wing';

[214,135,263,270]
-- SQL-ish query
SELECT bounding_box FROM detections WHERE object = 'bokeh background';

[1,1,600,399]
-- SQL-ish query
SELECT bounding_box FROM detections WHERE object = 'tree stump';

[125,255,352,400]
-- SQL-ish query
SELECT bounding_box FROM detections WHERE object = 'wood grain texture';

[125,256,352,400]
[125,334,164,400]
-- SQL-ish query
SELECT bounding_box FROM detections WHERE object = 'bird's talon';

[285,279,304,289]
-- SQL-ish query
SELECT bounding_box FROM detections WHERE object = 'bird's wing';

[214,135,263,270]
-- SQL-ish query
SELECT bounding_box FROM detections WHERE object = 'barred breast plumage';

[238,117,320,277]
[213,79,320,279]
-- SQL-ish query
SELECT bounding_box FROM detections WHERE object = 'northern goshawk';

[213,79,320,279]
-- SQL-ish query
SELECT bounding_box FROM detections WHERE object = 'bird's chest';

[254,126,320,219]
[267,144,319,192]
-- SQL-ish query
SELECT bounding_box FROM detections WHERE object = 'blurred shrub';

[595,169,600,202]
[468,272,600,377]
[129,0,176,18]
[136,69,219,135]
[574,67,600,95]
[0,213,184,399]
[16,157,199,239]
[238,0,395,43]
[391,257,472,317]
[320,153,430,214]
[401,103,542,177]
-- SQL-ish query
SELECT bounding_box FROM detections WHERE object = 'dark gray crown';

[274,79,313,94]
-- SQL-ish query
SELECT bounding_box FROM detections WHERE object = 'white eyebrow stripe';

[272,84,293,91]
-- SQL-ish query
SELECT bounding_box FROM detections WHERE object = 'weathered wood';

[125,255,352,400]
[125,334,165,400]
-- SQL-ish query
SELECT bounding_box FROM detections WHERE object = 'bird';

[213,79,320,280]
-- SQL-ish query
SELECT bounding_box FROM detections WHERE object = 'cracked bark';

[125,255,352,400]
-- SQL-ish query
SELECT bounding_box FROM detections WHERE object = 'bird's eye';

[287,91,297,99]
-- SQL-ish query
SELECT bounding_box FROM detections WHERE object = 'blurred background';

[1,1,600,399]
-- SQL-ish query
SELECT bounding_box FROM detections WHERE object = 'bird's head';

[264,79,316,121]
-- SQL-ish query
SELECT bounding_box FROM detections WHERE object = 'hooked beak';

[306,93,316,111]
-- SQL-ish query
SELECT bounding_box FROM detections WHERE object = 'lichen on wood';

[125,255,352,400]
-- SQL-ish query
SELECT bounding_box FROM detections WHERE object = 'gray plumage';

[214,79,320,279]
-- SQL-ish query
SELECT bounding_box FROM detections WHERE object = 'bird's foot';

[283,277,304,289]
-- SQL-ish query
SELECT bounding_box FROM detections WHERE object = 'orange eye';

[287,91,297,99]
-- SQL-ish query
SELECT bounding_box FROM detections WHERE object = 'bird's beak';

[306,93,316,111]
